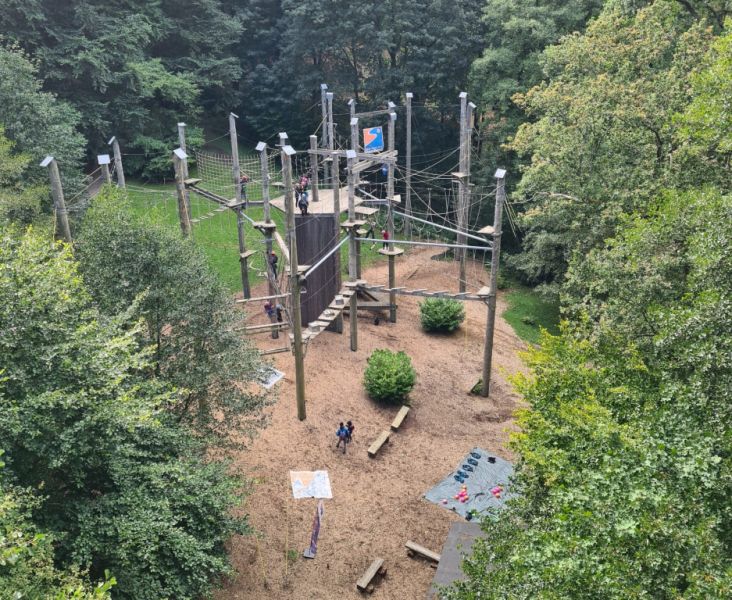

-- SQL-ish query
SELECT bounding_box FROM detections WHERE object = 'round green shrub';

[419,298,465,332]
[363,349,416,404]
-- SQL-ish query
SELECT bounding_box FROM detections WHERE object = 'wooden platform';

[378,247,404,257]
[270,187,363,214]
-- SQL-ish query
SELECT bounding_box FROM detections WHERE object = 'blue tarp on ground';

[424,447,514,519]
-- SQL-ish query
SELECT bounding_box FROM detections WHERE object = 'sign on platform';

[363,127,384,153]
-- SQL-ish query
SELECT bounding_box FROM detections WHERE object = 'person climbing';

[263,301,275,319]
[240,174,249,200]
[336,422,349,453]
[297,183,309,215]
[346,420,355,443]
[365,221,375,240]
[275,303,284,323]
[382,229,390,249]
[299,173,310,204]
[269,251,278,278]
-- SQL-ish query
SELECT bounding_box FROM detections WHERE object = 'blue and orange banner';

[363,127,384,153]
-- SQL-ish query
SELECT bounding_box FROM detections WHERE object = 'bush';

[363,350,416,404]
[419,298,465,332]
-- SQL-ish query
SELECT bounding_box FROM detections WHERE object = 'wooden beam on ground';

[405,541,440,564]
[368,431,390,458]
[391,406,410,431]
[356,558,387,594]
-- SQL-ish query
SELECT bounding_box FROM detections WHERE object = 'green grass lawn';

[125,180,384,293]
[501,282,560,344]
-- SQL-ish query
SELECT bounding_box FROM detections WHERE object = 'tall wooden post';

[229,113,243,206]
[309,135,319,203]
[40,156,72,243]
[347,147,359,352]
[177,122,191,216]
[257,141,278,338]
[230,114,250,299]
[108,136,126,188]
[387,111,397,323]
[327,92,335,189]
[348,99,357,135]
[457,92,468,292]
[282,144,306,420]
[350,117,362,280]
[172,148,192,237]
[481,169,506,398]
[321,84,329,185]
[405,92,413,238]
[97,154,112,184]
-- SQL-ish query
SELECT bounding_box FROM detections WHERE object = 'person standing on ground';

[336,422,349,453]
[346,420,355,443]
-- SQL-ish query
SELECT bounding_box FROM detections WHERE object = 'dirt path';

[218,248,526,599]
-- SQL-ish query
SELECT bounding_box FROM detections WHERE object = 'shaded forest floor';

[217,248,526,599]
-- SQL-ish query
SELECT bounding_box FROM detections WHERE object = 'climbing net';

[193,149,277,202]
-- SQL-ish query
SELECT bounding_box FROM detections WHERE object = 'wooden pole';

[282,143,306,420]
[236,209,251,299]
[173,149,192,237]
[177,122,191,216]
[350,117,362,281]
[327,92,335,189]
[347,130,359,350]
[405,92,413,238]
[230,113,243,206]
[229,114,250,299]
[309,135,319,203]
[457,92,468,293]
[41,156,72,243]
[321,84,329,185]
[331,119,344,334]
[100,163,111,185]
[387,111,397,323]
[109,136,126,188]
[481,170,506,398]
[257,142,278,338]
[349,98,356,124]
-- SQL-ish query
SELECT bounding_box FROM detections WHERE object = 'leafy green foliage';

[76,187,268,440]
[674,20,732,192]
[419,298,465,333]
[507,1,713,289]
[363,349,416,405]
[447,188,732,598]
[0,44,85,191]
[0,127,45,225]
[0,226,254,598]
[0,454,115,599]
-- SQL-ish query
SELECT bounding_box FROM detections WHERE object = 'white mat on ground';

[424,448,514,519]
[290,471,332,499]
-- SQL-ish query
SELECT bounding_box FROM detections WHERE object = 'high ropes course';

[81,88,507,422]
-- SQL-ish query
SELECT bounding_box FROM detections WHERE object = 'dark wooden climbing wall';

[295,213,338,325]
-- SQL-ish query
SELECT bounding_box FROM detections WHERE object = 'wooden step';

[390,405,410,431]
[368,431,390,458]
[405,541,440,564]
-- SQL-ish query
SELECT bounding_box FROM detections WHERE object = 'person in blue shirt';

[336,422,349,453]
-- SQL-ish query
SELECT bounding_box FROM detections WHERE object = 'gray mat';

[424,447,514,519]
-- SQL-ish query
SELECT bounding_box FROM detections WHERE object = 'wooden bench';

[405,540,440,564]
[390,405,410,431]
[356,558,387,594]
[367,430,390,458]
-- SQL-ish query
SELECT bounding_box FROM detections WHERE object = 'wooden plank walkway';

[270,187,362,215]
[357,284,489,302]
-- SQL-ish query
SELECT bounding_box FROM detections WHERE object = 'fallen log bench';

[390,405,410,431]
[405,540,441,564]
[367,430,390,458]
[356,558,387,594]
